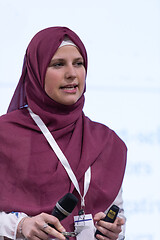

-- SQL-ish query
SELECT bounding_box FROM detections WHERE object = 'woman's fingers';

[17,213,66,240]
[41,224,66,240]
[94,212,125,240]
[41,213,66,233]
[95,221,121,240]
[115,216,125,226]
[94,212,106,221]
[40,213,66,239]
[95,222,119,240]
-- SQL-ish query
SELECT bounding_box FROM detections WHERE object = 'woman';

[0,27,127,240]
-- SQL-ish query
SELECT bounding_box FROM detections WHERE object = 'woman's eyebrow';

[74,57,84,61]
[49,57,83,65]
[50,58,65,62]
[49,58,65,66]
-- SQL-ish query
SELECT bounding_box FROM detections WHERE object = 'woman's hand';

[94,212,125,240]
[17,213,66,240]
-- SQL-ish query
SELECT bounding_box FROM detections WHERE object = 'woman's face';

[44,45,86,105]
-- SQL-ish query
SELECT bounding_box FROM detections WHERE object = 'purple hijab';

[0,27,127,233]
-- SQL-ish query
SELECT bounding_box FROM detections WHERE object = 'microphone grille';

[58,193,78,214]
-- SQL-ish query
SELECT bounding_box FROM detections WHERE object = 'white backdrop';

[0,0,160,239]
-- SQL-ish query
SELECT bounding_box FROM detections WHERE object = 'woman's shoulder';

[85,116,127,149]
[85,116,115,135]
[0,108,29,126]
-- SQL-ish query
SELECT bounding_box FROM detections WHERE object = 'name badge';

[74,214,96,240]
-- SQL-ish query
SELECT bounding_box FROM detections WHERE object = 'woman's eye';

[52,62,64,68]
[49,61,65,68]
[74,61,84,67]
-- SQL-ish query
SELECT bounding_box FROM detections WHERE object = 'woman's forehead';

[51,45,83,59]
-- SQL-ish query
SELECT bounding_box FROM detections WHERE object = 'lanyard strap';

[28,107,91,208]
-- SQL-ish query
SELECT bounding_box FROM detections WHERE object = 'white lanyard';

[28,107,91,208]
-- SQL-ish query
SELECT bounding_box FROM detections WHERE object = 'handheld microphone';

[49,193,78,228]
[95,205,119,239]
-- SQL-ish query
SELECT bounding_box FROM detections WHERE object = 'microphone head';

[57,193,78,214]
[50,193,78,223]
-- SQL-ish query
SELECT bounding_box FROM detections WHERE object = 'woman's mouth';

[60,84,78,93]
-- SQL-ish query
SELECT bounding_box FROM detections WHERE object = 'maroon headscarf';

[0,27,127,234]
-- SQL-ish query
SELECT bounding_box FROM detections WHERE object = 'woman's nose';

[65,64,76,79]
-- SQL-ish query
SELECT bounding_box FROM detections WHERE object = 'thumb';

[115,217,125,226]
[94,212,106,221]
